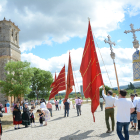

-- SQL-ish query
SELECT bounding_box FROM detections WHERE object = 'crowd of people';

[0,92,140,140]
[101,87,139,140]
[0,96,83,139]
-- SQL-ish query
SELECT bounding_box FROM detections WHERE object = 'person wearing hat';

[130,94,137,130]
[102,89,115,133]
[114,90,134,140]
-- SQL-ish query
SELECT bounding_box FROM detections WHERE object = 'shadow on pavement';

[95,132,115,138]
[50,117,64,122]
[95,130,139,138]
[129,130,139,135]
[59,130,94,140]
[70,116,79,118]
[4,127,25,133]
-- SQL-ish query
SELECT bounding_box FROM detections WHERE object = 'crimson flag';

[64,52,75,100]
[80,21,104,122]
[50,72,57,88]
[49,65,66,100]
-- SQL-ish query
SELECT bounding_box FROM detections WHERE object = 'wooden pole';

[113,62,120,94]
[74,85,77,97]
[102,85,106,95]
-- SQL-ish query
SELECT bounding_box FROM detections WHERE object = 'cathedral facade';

[0,17,21,104]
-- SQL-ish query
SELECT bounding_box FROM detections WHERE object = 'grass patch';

[1,114,13,130]
[1,112,40,130]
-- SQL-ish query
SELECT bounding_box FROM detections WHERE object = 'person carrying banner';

[102,89,115,133]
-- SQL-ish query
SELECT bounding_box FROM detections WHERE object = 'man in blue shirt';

[64,99,70,117]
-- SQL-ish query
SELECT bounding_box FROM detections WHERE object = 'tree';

[128,82,135,90]
[30,67,53,100]
[100,85,111,96]
[0,61,33,101]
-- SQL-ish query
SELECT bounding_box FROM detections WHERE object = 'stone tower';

[0,17,21,104]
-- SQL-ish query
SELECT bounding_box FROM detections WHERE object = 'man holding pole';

[102,89,115,133]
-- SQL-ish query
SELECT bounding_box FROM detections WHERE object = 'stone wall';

[0,19,21,105]
[11,48,21,61]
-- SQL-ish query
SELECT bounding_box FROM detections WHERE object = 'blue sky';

[24,12,140,60]
[0,0,140,90]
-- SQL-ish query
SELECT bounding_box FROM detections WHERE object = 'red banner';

[80,21,103,122]
[49,65,66,100]
[64,52,75,100]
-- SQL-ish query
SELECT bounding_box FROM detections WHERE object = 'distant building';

[0,17,22,104]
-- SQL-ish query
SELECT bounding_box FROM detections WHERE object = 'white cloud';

[117,39,122,42]
[0,0,140,51]
[21,47,135,91]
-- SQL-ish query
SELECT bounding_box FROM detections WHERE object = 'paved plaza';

[2,103,139,140]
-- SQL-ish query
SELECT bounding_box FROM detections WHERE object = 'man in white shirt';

[102,89,115,133]
[75,97,82,116]
[114,90,135,140]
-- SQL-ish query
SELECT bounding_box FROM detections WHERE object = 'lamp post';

[104,35,120,93]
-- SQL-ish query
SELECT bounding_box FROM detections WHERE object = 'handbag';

[0,113,3,117]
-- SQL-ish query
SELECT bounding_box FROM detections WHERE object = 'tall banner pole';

[114,62,120,93]
[104,35,120,94]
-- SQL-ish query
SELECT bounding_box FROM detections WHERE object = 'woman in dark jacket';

[22,104,30,127]
[13,101,22,129]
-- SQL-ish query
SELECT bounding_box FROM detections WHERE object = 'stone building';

[0,17,21,105]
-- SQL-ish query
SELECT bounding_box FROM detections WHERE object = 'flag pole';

[74,85,77,97]
[104,35,120,94]
[113,61,120,93]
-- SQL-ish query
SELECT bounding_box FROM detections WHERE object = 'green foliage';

[29,67,53,99]
[128,82,135,90]
[0,61,33,98]
[100,85,111,96]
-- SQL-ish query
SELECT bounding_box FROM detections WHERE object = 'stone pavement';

[2,103,139,140]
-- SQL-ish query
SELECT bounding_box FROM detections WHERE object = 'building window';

[0,27,1,32]
[15,33,17,41]
[11,29,13,37]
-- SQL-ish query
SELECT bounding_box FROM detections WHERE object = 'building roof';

[0,17,20,31]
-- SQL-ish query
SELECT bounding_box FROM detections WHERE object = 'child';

[37,109,45,126]
[30,109,35,127]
